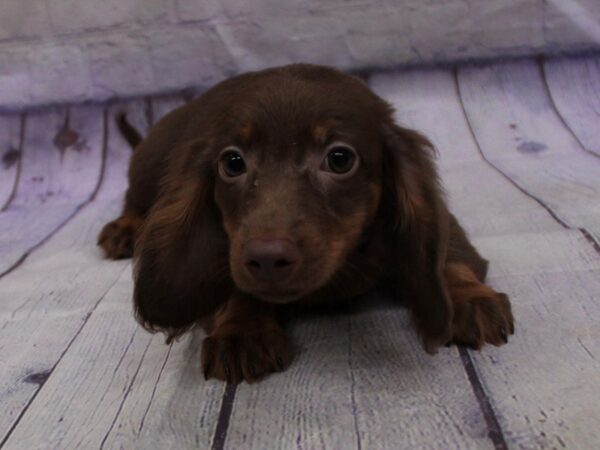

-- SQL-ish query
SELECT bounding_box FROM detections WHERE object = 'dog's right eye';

[220,149,246,178]
[321,143,358,176]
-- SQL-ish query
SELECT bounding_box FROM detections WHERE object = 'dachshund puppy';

[98,64,513,383]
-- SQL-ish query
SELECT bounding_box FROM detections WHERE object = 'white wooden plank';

[451,60,600,448]
[474,230,600,278]
[0,99,224,448]
[0,102,148,442]
[544,56,600,157]
[2,268,225,450]
[0,105,104,275]
[0,113,21,210]
[10,106,103,207]
[1,61,599,450]
[225,308,492,450]
[370,69,563,239]
[471,232,600,449]
[457,60,600,241]
[100,330,226,449]
[375,67,600,448]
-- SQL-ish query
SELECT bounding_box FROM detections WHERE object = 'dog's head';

[211,66,388,303]
[135,64,450,347]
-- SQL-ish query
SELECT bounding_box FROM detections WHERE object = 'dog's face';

[210,76,386,302]
[134,64,451,348]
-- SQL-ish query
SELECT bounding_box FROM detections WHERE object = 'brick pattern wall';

[0,0,598,109]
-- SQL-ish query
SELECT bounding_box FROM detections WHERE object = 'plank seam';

[1,112,26,212]
[450,67,513,450]
[144,97,154,127]
[578,228,600,256]
[458,348,508,450]
[454,66,600,449]
[0,108,109,280]
[0,264,129,448]
[99,329,153,450]
[538,57,600,160]
[89,108,110,202]
[347,316,362,450]
[137,344,173,434]
[453,69,600,251]
[211,384,238,450]
[452,68,571,230]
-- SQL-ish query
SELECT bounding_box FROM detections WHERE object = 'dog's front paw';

[97,215,143,259]
[201,326,290,383]
[451,292,514,350]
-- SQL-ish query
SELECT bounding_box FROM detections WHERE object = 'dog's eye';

[325,145,357,174]
[220,149,246,178]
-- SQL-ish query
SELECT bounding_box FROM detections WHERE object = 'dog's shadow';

[158,293,454,409]
[281,293,439,377]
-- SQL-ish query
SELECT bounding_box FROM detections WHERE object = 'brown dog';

[98,64,513,383]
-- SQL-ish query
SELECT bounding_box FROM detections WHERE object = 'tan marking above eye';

[238,124,254,143]
[311,119,338,144]
[312,125,329,143]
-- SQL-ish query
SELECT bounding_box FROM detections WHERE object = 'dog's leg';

[445,262,514,349]
[201,293,290,383]
[97,210,144,259]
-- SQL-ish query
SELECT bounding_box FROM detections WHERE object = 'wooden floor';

[1,55,599,450]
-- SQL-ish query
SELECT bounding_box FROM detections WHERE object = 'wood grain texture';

[0,105,104,276]
[471,231,600,449]
[543,56,600,157]
[225,306,492,450]
[0,113,22,210]
[370,69,562,239]
[0,102,149,445]
[2,269,225,450]
[0,99,226,449]
[374,65,600,449]
[454,60,600,448]
[99,330,226,450]
[1,56,600,450]
[457,60,600,242]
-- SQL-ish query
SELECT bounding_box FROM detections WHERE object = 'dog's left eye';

[220,149,246,178]
[324,144,357,175]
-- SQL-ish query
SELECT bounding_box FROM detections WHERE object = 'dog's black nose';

[244,239,298,283]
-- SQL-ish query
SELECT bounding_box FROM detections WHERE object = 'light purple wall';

[1,0,599,110]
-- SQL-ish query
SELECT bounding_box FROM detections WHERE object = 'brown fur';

[445,263,514,349]
[97,213,144,259]
[98,64,514,383]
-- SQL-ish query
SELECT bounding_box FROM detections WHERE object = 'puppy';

[98,64,514,383]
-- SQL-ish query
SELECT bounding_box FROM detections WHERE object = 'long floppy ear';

[382,124,452,353]
[133,146,233,343]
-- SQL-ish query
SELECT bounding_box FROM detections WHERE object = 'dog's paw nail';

[500,327,508,343]
[509,322,515,335]
[275,357,285,371]
[248,364,257,378]
[468,333,480,347]
[463,341,479,350]
[203,365,211,380]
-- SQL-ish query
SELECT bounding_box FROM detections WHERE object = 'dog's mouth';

[248,287,305,304]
